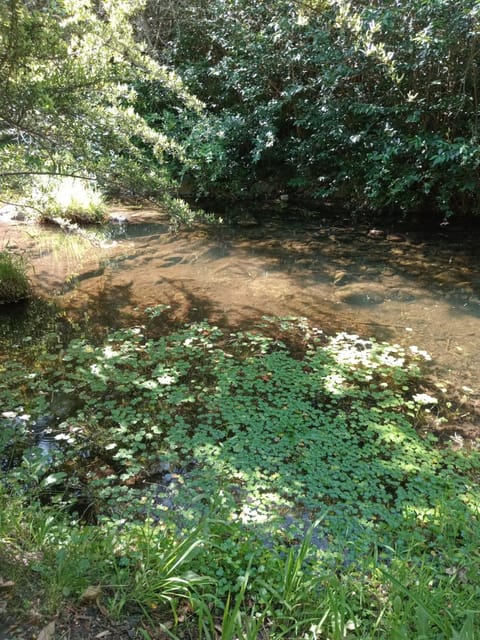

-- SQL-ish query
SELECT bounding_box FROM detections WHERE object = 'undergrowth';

[0,312,479,638]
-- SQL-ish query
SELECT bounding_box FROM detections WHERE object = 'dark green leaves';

[2,315,478,553]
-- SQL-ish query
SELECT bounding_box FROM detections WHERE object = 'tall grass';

[0,249,30,303]
[1,488,479,638]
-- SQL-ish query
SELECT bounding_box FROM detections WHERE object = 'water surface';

[2,205,479,431]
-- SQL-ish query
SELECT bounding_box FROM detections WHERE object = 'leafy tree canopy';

[0,0,201,199]
[2,0,480,219]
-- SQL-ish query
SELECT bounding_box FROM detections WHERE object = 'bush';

[0,250,30,303]
[142,0,480,219]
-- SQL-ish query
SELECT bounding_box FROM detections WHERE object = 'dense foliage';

[1,313,479,636]
[0,0,199,202]
[144,0,480,217]
[2,0,480,220]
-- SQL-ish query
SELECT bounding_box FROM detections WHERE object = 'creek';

[1,203,480,439]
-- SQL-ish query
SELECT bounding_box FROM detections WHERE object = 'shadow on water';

[2,206,480,391]
[0,298,75,351]
[106,219,170,240]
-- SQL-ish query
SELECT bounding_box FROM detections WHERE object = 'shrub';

[143,0,480,218]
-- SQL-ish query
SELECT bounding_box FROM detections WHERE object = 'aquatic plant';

[0,314,479,636]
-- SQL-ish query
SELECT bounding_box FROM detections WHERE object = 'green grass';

[0,249,30,303]
[0,313,479,637]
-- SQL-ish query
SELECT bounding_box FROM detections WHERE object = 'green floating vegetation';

[1,314,479,637]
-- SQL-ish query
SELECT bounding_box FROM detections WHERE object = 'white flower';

[412,393,438,405]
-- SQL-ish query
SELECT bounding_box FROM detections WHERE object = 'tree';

[3,0,480,220]
[0,0,201,199]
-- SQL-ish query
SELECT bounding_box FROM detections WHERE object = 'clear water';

[1,206,480,406]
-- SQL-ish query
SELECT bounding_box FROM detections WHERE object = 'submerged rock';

[386,233,405,242]
[336,284,385,306]
[233,213,259,227]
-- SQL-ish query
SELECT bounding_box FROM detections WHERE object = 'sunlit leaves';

[144,0,480,216]
[0,0,198,199]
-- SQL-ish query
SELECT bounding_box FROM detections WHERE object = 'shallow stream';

[1,204,480,433]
